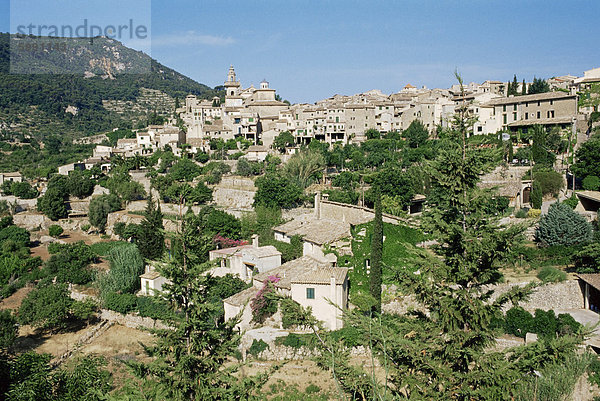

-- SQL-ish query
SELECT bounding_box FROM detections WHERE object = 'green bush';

[573,242,600,273]
[534,170,565,196]
[280,298,312,329]
[562,194,579,209]
[136,296,174,320]
[248,339,269,358]
[583,175,600,191]
[89,241,129,257]
[537,266,567,283]
[329,326,363,348]
[515,208,528,218]
[536,202,593,246]
[101,292,137,314]
[0,309,17,349]
[48,224,63,238]
[503,306,581,339]
[44,241,96,285]
[305,384,320,394]
[97,243,144,295]
[504,307,534,338]
[18,283,73,331]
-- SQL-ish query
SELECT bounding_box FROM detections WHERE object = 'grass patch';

[90,241,130,257]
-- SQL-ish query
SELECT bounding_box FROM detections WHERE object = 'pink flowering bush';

[213,234,248,249]
[250,275,281,323]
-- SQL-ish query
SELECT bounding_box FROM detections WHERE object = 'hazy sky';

[2,0,599,103]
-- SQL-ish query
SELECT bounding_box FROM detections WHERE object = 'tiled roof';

[140,271,161,280]
[578,274,600,291]
[223,286,257,306]
[486,91,575,105]
[291,266,348,285]
[274,217,351,245]
[508,116,574,127]
[243,245,281,258]
[253,256,344,290]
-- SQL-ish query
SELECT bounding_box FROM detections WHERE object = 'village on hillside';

[1,61,600,400]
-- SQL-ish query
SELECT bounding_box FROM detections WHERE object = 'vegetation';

[536,202,593,246]
[88,194,122,231]
[136,196,165,260]
[368,187,383,313]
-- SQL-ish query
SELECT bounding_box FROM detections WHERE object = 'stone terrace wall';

[212,176,256,209]
[490,279,584,312]
[319,200,413,226]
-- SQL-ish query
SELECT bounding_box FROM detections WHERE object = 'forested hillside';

[0,33,221,137]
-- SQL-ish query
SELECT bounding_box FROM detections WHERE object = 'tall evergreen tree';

[521,78,527,95]
[137,196,164,260]
[369,186,383,314]
[124,213,267,400]
[311,73,584,400]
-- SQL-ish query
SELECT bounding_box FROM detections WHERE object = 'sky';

[1,0,599,103]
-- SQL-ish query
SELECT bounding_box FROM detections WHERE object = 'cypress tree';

[521,79,527,95]
[531,181,543,209]
[369,186,383,314]
[137,196,164,260]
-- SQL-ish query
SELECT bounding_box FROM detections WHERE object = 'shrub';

[280,298,312,329]
[97,244,144,295]
[44,241,96,285]
[81,223,91,231]
[515,208,528,218]
[101,292,137,314]
[48,225,63,238]
[136,296,174,320]
[535,202,593,246]
[88,194,122,232]
[18,283,73,331]
[0,309,17,349]
[248,339,269,358]
[527,208,541,218]
[530,183,543,209]
[534,170,565,196]
[329,326,363,348]
[0,225,30,247]
[305,384,320,394]
[562,194,579,209]
[537,266,567,283]
[250,277,280,324]
[573,242,600,273]
[504,307,534,338]
[583,175,600,191]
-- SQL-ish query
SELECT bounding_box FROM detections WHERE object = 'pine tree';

[124,213,267,400]
[536,202,593,246]
[137,196,164,260]
[369,186,383,314]
[310,73,583,400]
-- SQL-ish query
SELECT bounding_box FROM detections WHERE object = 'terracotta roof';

[223,286,257,306]
[253,256,338,290]
[487,91,576,105]
[243,245,281,258]
[578,274,600,291]
[140,271,161,280]
[274,217,351,245]
[291,266,348,285]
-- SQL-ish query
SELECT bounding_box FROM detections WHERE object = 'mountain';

[0,33,221,138]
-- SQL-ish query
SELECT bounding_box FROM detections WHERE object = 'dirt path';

[0,286,32,311]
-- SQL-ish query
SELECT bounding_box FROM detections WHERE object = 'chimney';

[314,192,321,219]
[251,234,259,248]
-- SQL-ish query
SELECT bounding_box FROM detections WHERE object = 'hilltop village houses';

[56,66,598,176]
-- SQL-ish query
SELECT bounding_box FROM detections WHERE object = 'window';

[477,126,483,132]
[525,113,529,120]
[551,110,555,118]
[513,104,517,111]
[513,112,517,120]
[249,117,254,122]
[550,100,554,105]
[503,114,507,124]
[306,288,315,299]
[537,101,541,106]
[503,105,506,112]
[537,111,541,119]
